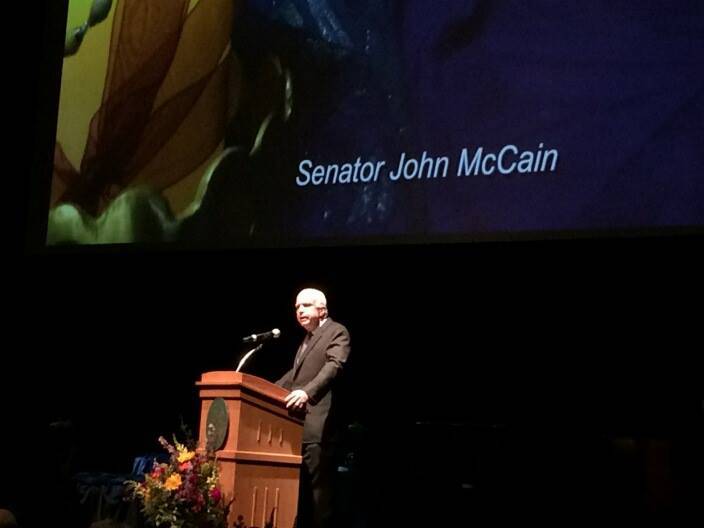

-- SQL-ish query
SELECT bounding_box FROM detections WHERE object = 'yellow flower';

[164,473,182,491]
[177,450,195,463]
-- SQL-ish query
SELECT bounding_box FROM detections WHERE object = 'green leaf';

[88,0,113,26]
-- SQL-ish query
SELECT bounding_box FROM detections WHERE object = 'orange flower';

[164,473,182,491]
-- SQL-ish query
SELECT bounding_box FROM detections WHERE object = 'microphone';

[242,328,281,343]
[236,329,280,372]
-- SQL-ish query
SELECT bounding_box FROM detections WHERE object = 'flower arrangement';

[126,436,229,528]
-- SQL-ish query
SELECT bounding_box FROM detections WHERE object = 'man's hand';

[284,389,309,410]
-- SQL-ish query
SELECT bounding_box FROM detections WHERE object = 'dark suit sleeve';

[276,368,293,390]
[302,325,350,404]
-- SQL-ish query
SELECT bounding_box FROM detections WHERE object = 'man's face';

[295,292,323,332]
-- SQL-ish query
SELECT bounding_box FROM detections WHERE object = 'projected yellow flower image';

[49,0,242,244]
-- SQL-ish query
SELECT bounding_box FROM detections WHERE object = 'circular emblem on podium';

[205,397,228,452]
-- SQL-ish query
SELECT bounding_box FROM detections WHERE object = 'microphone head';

[272,328,281,338]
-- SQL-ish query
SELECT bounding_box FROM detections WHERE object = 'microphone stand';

[236,343,264,373]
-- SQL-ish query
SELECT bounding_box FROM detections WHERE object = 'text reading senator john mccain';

[296,144,559,187]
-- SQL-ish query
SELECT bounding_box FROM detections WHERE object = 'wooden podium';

[196,371,304,528]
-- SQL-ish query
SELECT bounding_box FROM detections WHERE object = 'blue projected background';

[47,1,704,246]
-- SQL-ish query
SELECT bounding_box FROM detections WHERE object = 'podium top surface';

[196,371,289,401]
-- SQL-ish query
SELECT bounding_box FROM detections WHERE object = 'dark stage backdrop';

[11,241,704,526]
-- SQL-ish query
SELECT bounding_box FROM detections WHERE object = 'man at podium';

[275,288,351,528]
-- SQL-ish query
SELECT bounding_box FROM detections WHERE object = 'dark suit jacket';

[276,318,350,443]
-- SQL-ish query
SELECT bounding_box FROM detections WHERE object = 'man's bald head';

[295,288,328,330]
[297,288,327,308]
